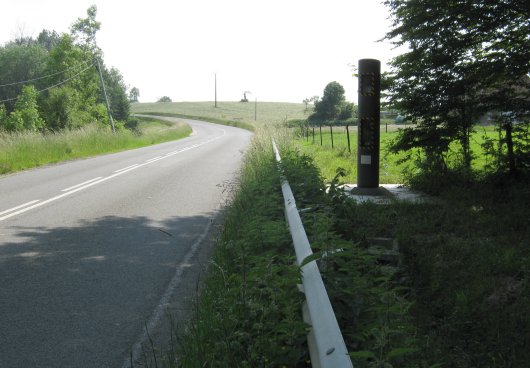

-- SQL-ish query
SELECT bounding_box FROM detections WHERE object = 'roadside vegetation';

[0,117,191,175]
[155,1,529,367]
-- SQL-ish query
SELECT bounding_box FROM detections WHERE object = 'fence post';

[346,125,351,153]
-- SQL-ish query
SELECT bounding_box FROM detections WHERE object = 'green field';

[132,101,308,127]
[296,125,500,184]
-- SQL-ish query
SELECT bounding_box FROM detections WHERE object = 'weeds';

[0,118,191,175]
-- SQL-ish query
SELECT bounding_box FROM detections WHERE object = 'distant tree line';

[0,5,140,132]
[384,0,530,176]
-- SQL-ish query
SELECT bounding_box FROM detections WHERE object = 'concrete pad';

[339,184,429,204]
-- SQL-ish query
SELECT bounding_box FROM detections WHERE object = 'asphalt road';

[0,118,252,367]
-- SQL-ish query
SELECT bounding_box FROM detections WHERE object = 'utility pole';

[254,97,257,121]
[214,73,218,108]
[96,57,115,133]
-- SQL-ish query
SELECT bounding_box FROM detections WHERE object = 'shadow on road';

[0,213,218,368]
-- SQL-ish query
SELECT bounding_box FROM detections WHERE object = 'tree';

[0,42,48,112]
[70,5,101,51]
[309,82,349,124]
[37,30,60,51]
[128,87,140,102]
[384,0,530,174]
[158,96,172,102]
[2,85,44,131]
[40,34,103,128]
[100,66,130,121]
[303,96,319,113]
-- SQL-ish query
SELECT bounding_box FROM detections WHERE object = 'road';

[0,117,252,367]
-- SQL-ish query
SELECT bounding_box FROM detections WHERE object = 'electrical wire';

[0,62,96,104]
[0,60,93,88]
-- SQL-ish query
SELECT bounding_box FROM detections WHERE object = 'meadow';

[295,125,500,184]
[132,101,308,127]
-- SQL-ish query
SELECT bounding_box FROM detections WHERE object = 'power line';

[0,62,96,104]
[0,60,93,88]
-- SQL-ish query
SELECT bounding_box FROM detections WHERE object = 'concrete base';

[340,184,429,204]
[350,186,393,197]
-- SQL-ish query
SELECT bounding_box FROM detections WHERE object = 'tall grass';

[173,128,309,367]
[0,119,191,175]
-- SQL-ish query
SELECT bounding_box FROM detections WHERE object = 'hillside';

[131,101,308,126]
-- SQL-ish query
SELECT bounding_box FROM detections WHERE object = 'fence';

[272,140,353,368]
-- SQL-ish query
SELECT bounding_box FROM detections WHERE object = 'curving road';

[0,118,252,367]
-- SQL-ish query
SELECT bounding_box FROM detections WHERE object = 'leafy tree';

[100,66,130,121]
[128,87,140,102]
[384,0,530,174]
[0,104,7,128]
[0,42,48,112]
[309,82,353,125]
[37,30,60,51]
[158,96,172,102]
[3,85,44,131]
[303,95,319,113]
[70,5,101,51]
[39,34,103,128]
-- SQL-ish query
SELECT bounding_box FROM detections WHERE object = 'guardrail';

[272,140,353,368]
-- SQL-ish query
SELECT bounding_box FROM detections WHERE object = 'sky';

[0,0,402,103]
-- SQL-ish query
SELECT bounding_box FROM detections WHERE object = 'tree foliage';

[158,96,172,103]
[385,0,530,174]
[0,5,132,133]
[128,87,140,102]
[308,81,354,125]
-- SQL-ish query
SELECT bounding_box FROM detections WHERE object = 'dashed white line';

[0,200,40,217]
[145,156,163,163]
[0,128,228,223]
[61,177,103,192]
[114,164,139,173]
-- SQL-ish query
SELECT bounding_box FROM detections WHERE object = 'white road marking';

[61,177,103,192]
[0,128,227,223]
[0,200,40,217]
[114,164,139,173]
[145,156,163,163]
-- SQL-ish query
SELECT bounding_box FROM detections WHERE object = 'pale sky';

[0,0,401,103]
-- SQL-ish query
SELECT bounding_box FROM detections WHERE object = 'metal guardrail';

[272,140,353,368]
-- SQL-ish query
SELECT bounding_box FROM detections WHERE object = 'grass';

[294,126,410,184]
[295,125,500,184]
[0,117,191,175]
[132,101,308,128]
[327,173,530,367]
[166,128,419,367]
[171,129,309,367]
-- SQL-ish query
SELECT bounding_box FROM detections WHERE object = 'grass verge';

[0,117,191,175]
[172,131,309,367]
[328,171,530,367]
[169,130,421,367]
